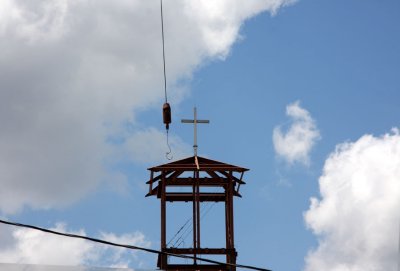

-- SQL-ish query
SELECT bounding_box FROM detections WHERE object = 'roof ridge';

[148,155,248,171]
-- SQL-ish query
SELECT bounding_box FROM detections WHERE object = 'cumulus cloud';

[273,101,320,165]
[0,222,150,268]
[0,0,296,213]
[304,129,400,271]
[123,127,192,165]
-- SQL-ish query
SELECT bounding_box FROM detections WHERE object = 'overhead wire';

[173,202,211,248]
[167,215,191,247]
[168,186,219,248]
[175,201,217,248]
[160,0,172,160]
[160,0,167,104]
[170,217,193,248]
[171,197,218,248]
[0,218,271,271]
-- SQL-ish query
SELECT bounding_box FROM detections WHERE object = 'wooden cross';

[181,107,209,157]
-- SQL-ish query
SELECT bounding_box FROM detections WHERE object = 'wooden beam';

[150,164,248,172]
[145,186,158,197]
[165,248,235,255]
[166,264,229,270]
[165,193,225,202]
[160,173,167,269]
[166,170,184,182]
[165,177,228,186]
[217,170,246,185]
[146,170,173,184]
[206,170,223,179]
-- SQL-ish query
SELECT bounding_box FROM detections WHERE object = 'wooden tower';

[146,107,248,270]
[146,155,248,270]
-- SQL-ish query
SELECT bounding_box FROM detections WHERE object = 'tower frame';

[146,156,248,270]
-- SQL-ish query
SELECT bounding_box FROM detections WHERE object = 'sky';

[0,0,399,270]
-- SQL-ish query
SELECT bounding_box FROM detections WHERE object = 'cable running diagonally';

[168,201,212,247]
[167,216,191,247]
[167,188,219,248]
[175,201,217,248]
[0,218,271,271]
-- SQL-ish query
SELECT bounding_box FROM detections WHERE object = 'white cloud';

[304,129,400,271]
[0,222,150,268]
[273,101,320,165]
[0,0,296,213]
[123,127,192,165]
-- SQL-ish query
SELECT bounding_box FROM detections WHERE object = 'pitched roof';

[148,155,248,172]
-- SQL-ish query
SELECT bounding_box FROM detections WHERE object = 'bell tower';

[146,108,248,270]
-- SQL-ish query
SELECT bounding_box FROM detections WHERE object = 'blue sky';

[0,0,399,270]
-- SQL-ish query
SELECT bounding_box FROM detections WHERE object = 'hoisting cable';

[175,201,217,248]
[160,0,172,160]
[0,218,271,271]
[168,197,215,247]
[161,0,167,104]
[169,187,220,248]
[167,216,191,247]
[171,195,218,248]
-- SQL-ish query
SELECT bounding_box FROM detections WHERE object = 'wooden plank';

[150,164,248,172]
[165,193,225,202]
[146,170,173,184]
[145,186,158,197]
[217,170,246,185]
[166,264,228,270]
[165,248,234,255]
[165,177,228,186]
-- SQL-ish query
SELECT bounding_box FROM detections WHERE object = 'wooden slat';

[165,193,225,202]
[150,164,248,172]
[166,264,229,270]
[217,170,246,185]
[165,248,235,255]
[165,177,228,186]
[145,186,158,197]
[146,170,173,184]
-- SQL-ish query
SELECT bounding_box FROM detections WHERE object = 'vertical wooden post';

[229,171,236,271]
[161,171,167,269]
[192,175,197,265]
[225,182,230,266]
[196,171,201,250]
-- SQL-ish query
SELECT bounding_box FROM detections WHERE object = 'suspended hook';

[165,130,173,160]
[160,0,172,160]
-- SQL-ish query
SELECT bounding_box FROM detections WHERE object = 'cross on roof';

[181,107,209,157]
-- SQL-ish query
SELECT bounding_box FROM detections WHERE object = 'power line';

[0,218,271,271]
[160,0,167,103]
[168,188,219,248]
[167,216,191,247]
[168,201,213,247]
[175,202,217,248]
[160,0,172,159]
